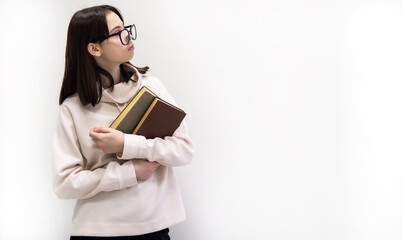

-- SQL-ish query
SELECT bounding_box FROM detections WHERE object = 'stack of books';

[109,86,186,139]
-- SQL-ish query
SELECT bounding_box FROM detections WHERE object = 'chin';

[127,52,134,61]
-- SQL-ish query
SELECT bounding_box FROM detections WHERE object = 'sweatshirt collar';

[100,63,142,104]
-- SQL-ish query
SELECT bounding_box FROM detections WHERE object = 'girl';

[52,5,194,239]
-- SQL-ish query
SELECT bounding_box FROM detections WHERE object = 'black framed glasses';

[92,24,137,45]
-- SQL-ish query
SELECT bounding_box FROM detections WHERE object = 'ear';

[87,43,102,57]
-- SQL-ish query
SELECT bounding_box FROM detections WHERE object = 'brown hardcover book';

[109,87,156,134]
[133,98,186,139]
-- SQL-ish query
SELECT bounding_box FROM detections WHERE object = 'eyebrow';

[109,25,123,34]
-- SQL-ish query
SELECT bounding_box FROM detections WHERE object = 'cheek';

[103,46,132,62]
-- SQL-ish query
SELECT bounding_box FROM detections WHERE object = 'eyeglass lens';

[120,25,136,45]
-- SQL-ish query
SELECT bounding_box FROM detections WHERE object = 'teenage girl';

[52,5,194,239]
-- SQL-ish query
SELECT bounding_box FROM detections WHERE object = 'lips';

[129,45,135,51]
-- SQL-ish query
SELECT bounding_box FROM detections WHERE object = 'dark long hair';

[59,5,149,106]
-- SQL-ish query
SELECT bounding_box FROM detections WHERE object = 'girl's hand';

[89,127,124,154]
[132,159,160,181]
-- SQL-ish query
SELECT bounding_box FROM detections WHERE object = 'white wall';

[1,0,402,239]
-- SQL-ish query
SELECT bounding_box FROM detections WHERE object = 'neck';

[96,61,122,88]
[107,65,122,85]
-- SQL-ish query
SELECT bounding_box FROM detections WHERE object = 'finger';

[151,161,160,167]
[90,136,100,142]
[89,133,104,142]
[89,129,100,138]
[89,131,97,139]
[93,127,113,133]
[89,127,102,135]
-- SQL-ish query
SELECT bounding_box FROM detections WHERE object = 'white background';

[1,0,403,239]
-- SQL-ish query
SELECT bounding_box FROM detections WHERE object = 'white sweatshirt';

[52,65,194,236]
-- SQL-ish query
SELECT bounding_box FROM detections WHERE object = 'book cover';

[133,98,186,139]
[109,87,156,134]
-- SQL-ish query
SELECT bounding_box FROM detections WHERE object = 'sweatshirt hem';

[70,211,186,237]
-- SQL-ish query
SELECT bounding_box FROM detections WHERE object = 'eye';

[110,25,124,35]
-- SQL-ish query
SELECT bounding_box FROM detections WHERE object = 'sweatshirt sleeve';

[52,104,138,200]
[118,121,194,167]
[117,78,194,167]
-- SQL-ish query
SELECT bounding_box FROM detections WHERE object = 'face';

[95,11,135,66]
